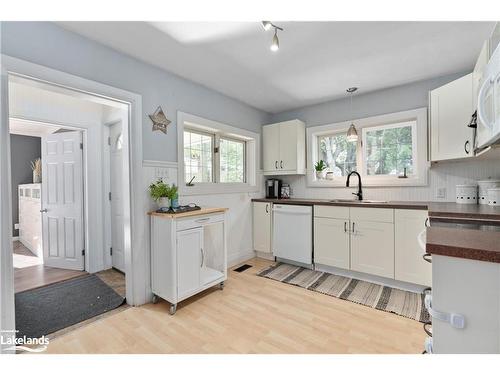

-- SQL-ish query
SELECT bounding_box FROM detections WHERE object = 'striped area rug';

[257,263,430,323]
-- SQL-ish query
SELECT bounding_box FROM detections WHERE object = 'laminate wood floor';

[14,241,87,293]
[44,258,426,354]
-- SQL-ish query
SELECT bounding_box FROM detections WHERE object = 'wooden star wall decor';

[149,106,171,134]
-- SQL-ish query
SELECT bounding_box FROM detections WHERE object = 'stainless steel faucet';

[346,171,363,201]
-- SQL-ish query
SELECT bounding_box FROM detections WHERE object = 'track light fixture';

[261,21,283,52]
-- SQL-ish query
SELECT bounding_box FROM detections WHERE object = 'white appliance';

[272,204,312,265]
[477,41,500,150]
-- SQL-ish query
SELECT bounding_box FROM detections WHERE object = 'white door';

[177,228,202,299]
[109,122,125,272]
[253,202,272,253]
[41,131,84,270]
[279,121,298,172]
[262,123,280,172]
[314,217,350,269]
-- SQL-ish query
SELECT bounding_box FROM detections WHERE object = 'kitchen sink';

[329,199,388,204]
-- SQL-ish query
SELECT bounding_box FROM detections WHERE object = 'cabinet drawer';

[350,207,393,223]
[176,214,224,232]
[314,205,350,219]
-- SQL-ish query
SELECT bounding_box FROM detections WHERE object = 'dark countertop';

[252,198,500,220]
[426,226,500,264]
[251,198,428,210]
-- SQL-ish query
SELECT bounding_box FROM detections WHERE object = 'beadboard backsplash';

[278,158,500,202]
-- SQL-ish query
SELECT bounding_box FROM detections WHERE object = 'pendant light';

[346,87,359,142]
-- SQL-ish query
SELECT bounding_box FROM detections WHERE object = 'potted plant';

[148,179,171,209]
[30,158,41,183]
[167,184,179,208]
[314,160,328,179]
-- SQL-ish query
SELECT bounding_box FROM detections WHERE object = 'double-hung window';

[308,108,428,187]
[178,112,258,195]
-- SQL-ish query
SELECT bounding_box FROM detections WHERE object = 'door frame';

[0,55,146,351]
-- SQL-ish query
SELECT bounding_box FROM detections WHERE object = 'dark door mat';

[15,274,125,339]
[233,264,253,273]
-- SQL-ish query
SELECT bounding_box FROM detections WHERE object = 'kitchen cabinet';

[263,119,306,175]
[430,73,474,161]
[150,209,227,315]
[473,40,490,110]
[394,209,431,286]
[314,217,350,269]
[350,207,394,279]
[253,202,272,253]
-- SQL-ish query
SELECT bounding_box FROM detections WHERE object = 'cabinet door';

[263,124,280,172]
[279,121,298,172]
[177,227,202,299]
[350,220,394,278]
[430,73,474,161]
[253,202,272,253]
[395,209,431,286]
[314,217,350,269]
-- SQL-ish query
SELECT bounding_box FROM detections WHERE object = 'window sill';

[179,182,260,196]
[306,171,428,188]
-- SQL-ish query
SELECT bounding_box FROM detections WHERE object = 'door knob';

[40,209,48,213]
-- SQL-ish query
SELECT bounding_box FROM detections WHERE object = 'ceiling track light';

[261,21,283,52]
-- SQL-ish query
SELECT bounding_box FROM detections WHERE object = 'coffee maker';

[266,179,282,199]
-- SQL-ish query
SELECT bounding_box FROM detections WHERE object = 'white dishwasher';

[272,204,313,265]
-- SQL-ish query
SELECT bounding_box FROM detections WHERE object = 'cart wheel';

[152,294,159,304]
[219,281,225,290]
[169,303,177,315]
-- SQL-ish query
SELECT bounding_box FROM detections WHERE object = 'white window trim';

[177,111,259,195]
[307,108,428,187]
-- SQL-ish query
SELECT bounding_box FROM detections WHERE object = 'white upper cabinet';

[263,119,306,175]
[430,73,474,161]
[473,40,490,110]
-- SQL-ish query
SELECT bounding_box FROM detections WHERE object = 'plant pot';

[315,170,326,180]
[157,197,170,209]
[33,171,41,183]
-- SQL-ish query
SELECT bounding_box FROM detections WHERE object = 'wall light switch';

[14,223,19,230]
[436,187,447,199]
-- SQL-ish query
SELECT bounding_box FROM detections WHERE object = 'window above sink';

[307,108,429,188]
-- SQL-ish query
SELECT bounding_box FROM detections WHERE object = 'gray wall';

[271,72,468,125]
[10,134,41,237]
[0,22,271,162]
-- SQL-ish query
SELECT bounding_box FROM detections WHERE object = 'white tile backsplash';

[279,159,500,202]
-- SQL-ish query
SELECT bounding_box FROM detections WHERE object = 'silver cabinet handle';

[275,161,278,169]
[40,209,48,213]
[195,217,210,223]
[265,204,269,213]
[200,248,204,267]
[464,140,470,154]
[344,221,347,233]
[280,160,283,169]
[352,222,355,233]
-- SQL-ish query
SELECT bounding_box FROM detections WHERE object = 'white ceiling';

[10,118,62,137]
[58,21,495,113]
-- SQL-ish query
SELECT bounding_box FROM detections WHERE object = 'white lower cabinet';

[395,209,431,286]
[253,202,272,253]
[350,207,394,279]
[314,217,350,269]
[314,205,429,286]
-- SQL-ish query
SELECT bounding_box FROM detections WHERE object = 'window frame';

[183,127,216,184]
[307,108,428,187]
[178,112,259,195]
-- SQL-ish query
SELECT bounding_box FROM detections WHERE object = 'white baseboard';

[228,250,256,268]
[11,236,19,242]
[255,251,274,261]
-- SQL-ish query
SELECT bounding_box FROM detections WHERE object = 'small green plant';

[148,179,170,202]
[166,184,178,201]
[314,160,327,172]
